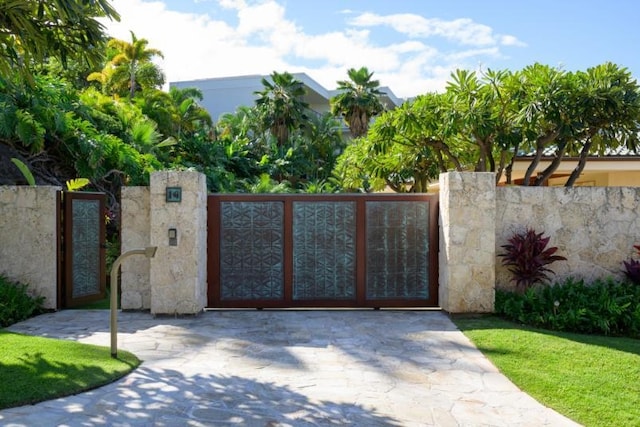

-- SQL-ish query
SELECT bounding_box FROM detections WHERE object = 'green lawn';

[452,315,640,427]
[0,330,140,409]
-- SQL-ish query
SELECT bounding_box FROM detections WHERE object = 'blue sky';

[102,0,640,99]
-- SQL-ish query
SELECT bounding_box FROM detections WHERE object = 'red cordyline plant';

[498,228,567,293]
[622,244,640,285]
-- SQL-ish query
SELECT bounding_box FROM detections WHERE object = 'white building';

[170,72,403,123]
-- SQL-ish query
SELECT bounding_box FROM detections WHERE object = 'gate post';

[438,172,495,313]
[149,171,207,315]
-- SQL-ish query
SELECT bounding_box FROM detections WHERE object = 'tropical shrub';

[623,244,640,285]
[0,275,45,327]
[498,228,567,292]
[495,277,640,337]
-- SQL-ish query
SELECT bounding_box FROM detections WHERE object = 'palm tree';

[168,86,212,137]
[137,87,212,140]
[254,71,309,146]
[330,67,387,138]
[89,32,164,98]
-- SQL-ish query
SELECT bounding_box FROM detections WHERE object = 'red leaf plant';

[622,244,640,285]
[498,228,567,293]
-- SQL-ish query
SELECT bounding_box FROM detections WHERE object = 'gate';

[207,194,439,308]
[58,191,107,308]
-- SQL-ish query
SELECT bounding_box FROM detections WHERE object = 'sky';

[101,0,640,100]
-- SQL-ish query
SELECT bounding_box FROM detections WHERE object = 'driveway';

[2,309,580,426]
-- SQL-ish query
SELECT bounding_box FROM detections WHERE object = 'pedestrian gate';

[207,194,438,308]
[58,191,106,308]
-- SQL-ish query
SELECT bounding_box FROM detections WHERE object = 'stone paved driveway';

[2,309,581,426]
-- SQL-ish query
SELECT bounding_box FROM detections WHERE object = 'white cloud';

[348,12,513,47]
[100,0,525,99]
[500,34,527,47]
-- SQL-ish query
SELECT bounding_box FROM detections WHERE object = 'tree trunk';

[433,148,447,173]
[522,131,559,186]
[129,61,137,99]
[533,141,566,186]
[474,133,496,172]
[475,139,487,172]
[565,137,594,187]
[432,140,463,171]
[504,141,519,185]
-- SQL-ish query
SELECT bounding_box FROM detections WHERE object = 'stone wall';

[496,186,640,288]
[120,186,151,310]
[2,172,628,315]
[438,172,496,313]
[148,171,207,315]
[119,172,208,315]
[0,186,60,309]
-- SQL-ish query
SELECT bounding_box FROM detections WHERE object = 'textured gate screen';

[219,201,284,300]
[208,194,439,308]
[71,198,101,298]
[292,201,356,300]
[365,201,430,300]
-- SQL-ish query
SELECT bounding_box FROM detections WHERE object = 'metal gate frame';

[57,191,107,308]
[207,194,439,309]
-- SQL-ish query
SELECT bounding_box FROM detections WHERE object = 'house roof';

[170,72,403,121]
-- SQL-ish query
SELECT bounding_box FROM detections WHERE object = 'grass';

[452,315,640,427]
[0,330,140,409]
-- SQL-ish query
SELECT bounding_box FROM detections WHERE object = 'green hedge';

[496,277,640,338]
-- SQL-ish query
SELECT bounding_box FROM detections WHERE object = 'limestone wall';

[149,171,207,315]
[120,186,151,310]
[0,186,60,309]
[496,186,640,289]
[439,172,496,313]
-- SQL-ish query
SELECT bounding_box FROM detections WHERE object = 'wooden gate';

[207,194,439,308]
[58,191,106,308]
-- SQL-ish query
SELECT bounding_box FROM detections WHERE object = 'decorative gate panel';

[60,191,106,308]
[365,201,430,300]
[292,201,356,300]
[219,201,284,300]
[208,194,438,308]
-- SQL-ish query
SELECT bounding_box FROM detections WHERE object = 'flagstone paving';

[2,309,581,426]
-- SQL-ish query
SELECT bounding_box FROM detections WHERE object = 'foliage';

[88,31,164,98]
[0,331,139,409]
[330,66,386,138]
[10,158,35,186]
[242,173,293,194]
[0,0,120,81]
[105,234,121,276]
[495,277,640,337]
[255,71,309,146]
[498,228,566,292]
[454,315,640,427]
[623,244,640,285]
[352,62,640,191]
[0,275,44,327]
[137,86,212,144]
[66,178,90,191]
[211,104,345,193]
[337,94,460,192]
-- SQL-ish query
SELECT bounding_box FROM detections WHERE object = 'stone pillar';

[120,186,151,310]
[149,171,207,315]
[439,172,495,313]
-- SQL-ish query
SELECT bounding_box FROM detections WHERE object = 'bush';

[622,244,640,285]
[498,227,566,293]
[0,276,45,327]
[495,277,640,338]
